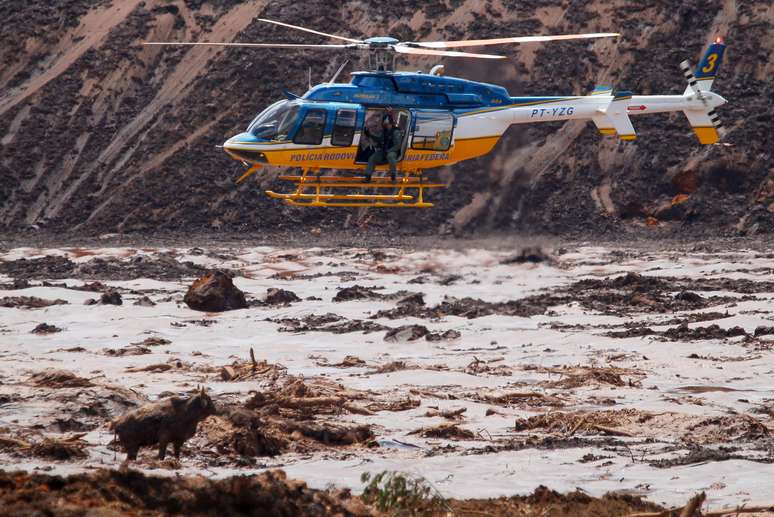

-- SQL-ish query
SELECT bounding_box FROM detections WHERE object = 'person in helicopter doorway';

[364,109,402,183]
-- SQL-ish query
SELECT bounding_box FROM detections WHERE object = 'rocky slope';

[0,0,772,238]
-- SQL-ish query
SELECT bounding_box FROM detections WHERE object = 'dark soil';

[0,469,670,517]
[0,255,208,281]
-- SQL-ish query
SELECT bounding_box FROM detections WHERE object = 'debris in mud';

[31,323,63,334]
[183,271,247,312]
[133,337,171,347]
[0,296,68,309]
[31,435,89,460]
[105,344,151,356]
[245,377,371,416]
[754,326,774,337]
[332,285,418,303]
[374,294,548,320]
[263,287,301,305]
[480,391,565,408]
[648,446,759,468]
[426,329,462,341]
[424,407,467,420]
[333,285,386,302]
[316,355,367,368]
[409,423,474,440]
[100,290,123,305]
[133,295,156,306]
[198,372,379,459]
[125,362,181,373]
[29,369,93,388]
[558,273,740,315]
[218,349,286,382]
[111,387,216,460]
[397,292,425,306]
[384,324,429,342]
[464,357,512,376]
[0,254,211,281]
[662,323,748,341]
[0,433,89,461]
[273,313,390,334]
[438,274,463,286]
[285,421,374,445]
[605,327,657,338]
[370,361,413,374]
[532,366,642,389]
[514,409,773,447]
[501,246,555,265]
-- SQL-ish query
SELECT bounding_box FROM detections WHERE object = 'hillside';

[0,0,772,238]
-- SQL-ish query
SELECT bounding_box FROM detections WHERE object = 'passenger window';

[412,111,454,151]
[293,109,327,145]
[331,109,356,146]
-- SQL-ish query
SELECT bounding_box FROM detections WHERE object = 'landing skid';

[265,169,445,208]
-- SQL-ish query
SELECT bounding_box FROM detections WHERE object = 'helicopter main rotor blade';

[411,32,620,49]
[394,45,506,59]
[257,18,363,44]
[143,42,352,48]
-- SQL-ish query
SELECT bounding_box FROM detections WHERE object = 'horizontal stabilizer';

[683,109,722,144]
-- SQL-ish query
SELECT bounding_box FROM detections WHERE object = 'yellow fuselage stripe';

[229,136,502,170]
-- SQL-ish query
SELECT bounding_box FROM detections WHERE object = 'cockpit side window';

[247,100,299,141]
[293,109,327,145]
[331,109,356,146]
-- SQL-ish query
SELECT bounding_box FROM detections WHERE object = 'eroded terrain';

[1,243,773,510]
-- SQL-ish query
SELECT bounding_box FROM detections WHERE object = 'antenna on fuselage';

[307,67,312,90]
[328,60,349,83]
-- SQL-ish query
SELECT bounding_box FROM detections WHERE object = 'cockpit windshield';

[246,100,300,140]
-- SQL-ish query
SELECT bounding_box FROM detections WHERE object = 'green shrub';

[360,471,449,516]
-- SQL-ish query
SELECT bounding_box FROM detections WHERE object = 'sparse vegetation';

[361,471,448,516]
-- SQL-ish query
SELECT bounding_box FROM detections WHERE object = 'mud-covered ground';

[2,240,774,514]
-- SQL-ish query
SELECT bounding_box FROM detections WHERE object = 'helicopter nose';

[223,133,267,163]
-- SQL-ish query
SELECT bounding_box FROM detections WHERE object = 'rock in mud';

[384,325,429,342]
[31,323,63,334]
[264,288,301,305]
[100,290,123,305]
[183,271,247,312]
[754,326,774,337]
[133,295,156,307]
[333,285,384,302]
[29,369,93,388]
[111,387,216,460]
[0,296,68,309]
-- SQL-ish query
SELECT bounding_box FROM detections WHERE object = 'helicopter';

[146,19,727,208]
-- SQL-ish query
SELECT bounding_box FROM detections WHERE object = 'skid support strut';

[265,169,444,208]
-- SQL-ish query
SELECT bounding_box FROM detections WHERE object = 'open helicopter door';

[266,105,444,207]
[355,107,411,165]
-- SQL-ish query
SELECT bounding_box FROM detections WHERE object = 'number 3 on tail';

[702,53,718,73]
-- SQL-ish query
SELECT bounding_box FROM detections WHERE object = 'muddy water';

[1,244,773,508]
